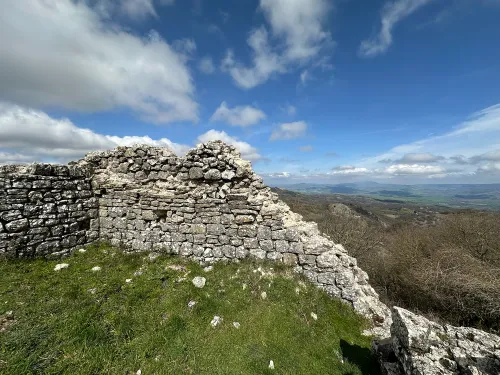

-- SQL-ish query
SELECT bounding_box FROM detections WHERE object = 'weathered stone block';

[243,238,259,249]
[238,226,257,238]
[204,169,221,180]
[271,229,285,240]
[257,226,272,240]
[274,240,289,253]
[5,219,29,232]
[234,215,255,224]
[249,248,266,260]
[207,223,225,235]
[259,240,274,252]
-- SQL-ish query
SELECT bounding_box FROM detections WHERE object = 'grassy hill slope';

[0,244,378,375]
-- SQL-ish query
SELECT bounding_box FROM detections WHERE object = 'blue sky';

[1,0,500,184]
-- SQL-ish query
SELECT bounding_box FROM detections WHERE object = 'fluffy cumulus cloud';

[221,27,286,89]
[0,103,190,164]
[260,0,332,61]
[196,130,262,162]
[0,103,265,165]
[222,0,332,88]
[359,0,434,57]
[210,102,266,127]
[0,0,198,124]
[270,121,308,141]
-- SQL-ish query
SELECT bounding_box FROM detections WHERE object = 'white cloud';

[95,0,175,20]
[0,152,36,165]
[120,0,157,19]
[359,0,434,57]
[0,0,198,124]
[299,145,313,152]
[477,163,500,174]
[199,57,216,74]
[270,121,308,141]
[221,27,285,89]
[384,152,445,164]
[469,150,500,164]
[282,105,297,116]
[449,104,500,135]
[222,0,332,88]
[260,0,332,61]
[0,103,190,164]
[210,102,266,127]
[367,104,500,167]
[261,172,291,178]
[384,164,445,175]
[172,38,197,59]
[330,166,370,175]
[300,70,311,86]
[197,130,262,161]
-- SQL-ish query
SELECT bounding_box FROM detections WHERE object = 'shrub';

[278,191,500,332]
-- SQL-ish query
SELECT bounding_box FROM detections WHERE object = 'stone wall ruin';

[0,164,98,258]
[1,141,498,374]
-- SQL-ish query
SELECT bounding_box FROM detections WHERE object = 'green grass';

[0,243,379,375]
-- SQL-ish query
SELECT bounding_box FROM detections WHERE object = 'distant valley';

[270,182,500,211]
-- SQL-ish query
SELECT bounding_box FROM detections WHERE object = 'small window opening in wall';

[79,218,91,230]
[154,210,169,220]
[135,193,140,203]
[96,188,107,197]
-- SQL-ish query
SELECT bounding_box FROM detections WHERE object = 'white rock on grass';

[261,291,267,300]
[125,279,132,283]
[54,263,69,271]
[78,248,86,253]
[311,312,318,320]
[188,300,197,309]
[148,252,160,262]
[192,276,206,288]
[91,266,101,272]
[269,360,275,370]
[210,316,222,327]
[203,266,213,272]
[233,322,240,329]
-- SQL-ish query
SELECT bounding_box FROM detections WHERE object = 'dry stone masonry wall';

[77,141,391,336]
[1,141,498,374]
[0,164,98,258]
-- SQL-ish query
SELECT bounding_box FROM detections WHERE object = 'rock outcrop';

[377,307,500,375]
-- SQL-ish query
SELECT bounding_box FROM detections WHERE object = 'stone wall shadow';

[340,339,381,375]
